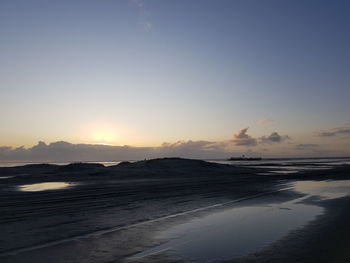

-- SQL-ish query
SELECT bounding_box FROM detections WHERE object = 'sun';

[78,122,139,146]
[79,122,120,145]
[91,130,118,145]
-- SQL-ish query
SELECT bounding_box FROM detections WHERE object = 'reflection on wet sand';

[0,176,13,179]
[131,180,350,262]
[18,182,73,192]
[133,202,322,261]
[293,180,350,200]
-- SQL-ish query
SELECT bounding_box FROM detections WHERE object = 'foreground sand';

[0,158,350,263]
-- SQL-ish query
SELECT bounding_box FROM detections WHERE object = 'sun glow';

[95,142,113,146]
[91,130,118,145]
[78,122,121,145]
[77,121,144,146]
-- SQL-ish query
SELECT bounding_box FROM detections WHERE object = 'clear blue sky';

[1,0,349,156]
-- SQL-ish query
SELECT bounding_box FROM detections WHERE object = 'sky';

[0,0,350,160]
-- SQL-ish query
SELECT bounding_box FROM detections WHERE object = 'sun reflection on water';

[18,182,73,192]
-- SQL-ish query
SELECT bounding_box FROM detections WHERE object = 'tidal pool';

[132,198,323,261]
[132,180,350,262]
[18,182,73,192]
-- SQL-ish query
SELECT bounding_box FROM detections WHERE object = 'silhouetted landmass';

[0,157,254,178]
[56,162,105,173]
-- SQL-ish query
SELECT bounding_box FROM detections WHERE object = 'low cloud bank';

[0,128,291,161]
[0,141,234,161]
[0,141,155,162]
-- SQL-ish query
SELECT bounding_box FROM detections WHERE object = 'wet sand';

[0,158,350,263]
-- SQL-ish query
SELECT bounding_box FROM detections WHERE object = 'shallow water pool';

[293,180,350,200]
[18,182,73,192]
[132,180,350,262]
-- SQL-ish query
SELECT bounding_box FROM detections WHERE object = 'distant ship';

[227,155,262,161]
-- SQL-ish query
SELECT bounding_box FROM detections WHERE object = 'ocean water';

[209,157,350,174]
[210,157,350,166]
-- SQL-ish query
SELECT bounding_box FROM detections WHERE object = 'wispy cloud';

[258,119,274,125]
[315,124,350,137]
[130,0,153,32]
[295,144,319,150]
[161,140,224,151]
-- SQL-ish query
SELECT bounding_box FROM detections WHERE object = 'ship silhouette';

[227,155,262,161]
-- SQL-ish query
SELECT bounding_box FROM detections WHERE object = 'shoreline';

[1,158,350,262]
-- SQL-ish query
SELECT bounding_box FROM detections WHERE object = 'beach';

[2,1,350,262]
[1,158,350,263]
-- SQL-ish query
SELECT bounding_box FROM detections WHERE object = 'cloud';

[315,124,350,137]
[161,140,223,150]
[260,132,290,144]
[258,119,274,125]
[0,141,155,162]
[231,128,290,147]
[0,129,293,161]
[295,144,319,150]
[0,140,236,161]
[143,21,153,32]
[130,0,153,32]
[232,127,258,146]
[158,140,234,158]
